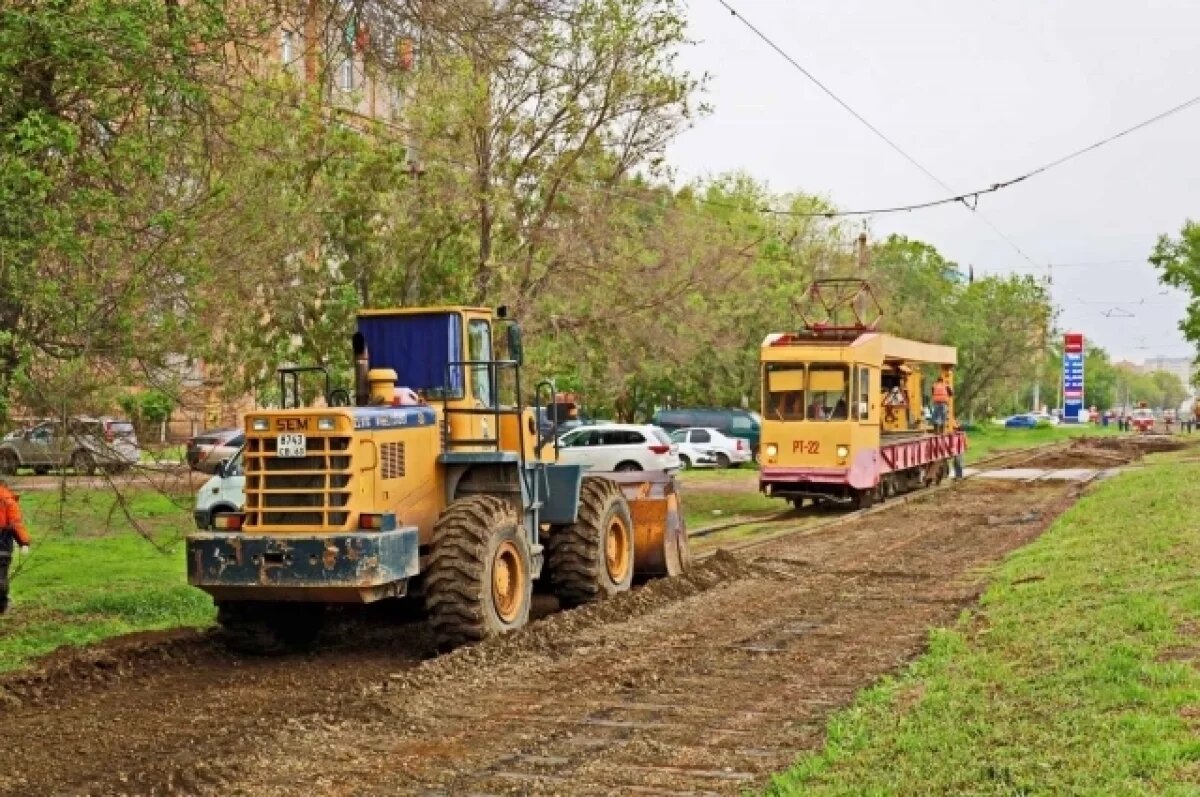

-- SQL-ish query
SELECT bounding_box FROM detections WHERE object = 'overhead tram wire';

[713,0,1200,272]
[713,0,1043,272]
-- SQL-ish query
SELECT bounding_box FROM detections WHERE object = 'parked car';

[186,427,245,473]
[652,408,761,460]
[0,417,140,475]
[1029,411,1059,426]
[1131,408,1156,433]
[1003,414,1038,429]
[669,427,752,468]
[193,447,245,530]
[668,430,720,469]
[556,424,681,472]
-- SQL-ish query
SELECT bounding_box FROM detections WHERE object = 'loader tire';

[547,476,634,608]
[216,601,325,655]
[425,495,532,651]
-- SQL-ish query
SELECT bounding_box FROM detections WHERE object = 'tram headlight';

[766,443,778,458]
[836,444,850,459]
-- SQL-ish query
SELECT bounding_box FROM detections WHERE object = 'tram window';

[858,367,871,420]
[807,365,849,421]
[765,364,806,421]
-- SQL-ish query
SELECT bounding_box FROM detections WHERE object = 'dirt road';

[0,478,1079,796]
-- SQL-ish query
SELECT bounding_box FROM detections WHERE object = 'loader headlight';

[318,417,336,431]
[766,444,778,458]
[836,445,850,459]
[252,418,269,431]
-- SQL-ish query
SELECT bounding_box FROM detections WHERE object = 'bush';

[118,390,175,424]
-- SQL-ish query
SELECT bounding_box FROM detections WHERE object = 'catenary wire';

[713,0,1200,275]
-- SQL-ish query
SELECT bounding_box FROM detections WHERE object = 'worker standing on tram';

[931,375,952,433]
[0,478,32,615]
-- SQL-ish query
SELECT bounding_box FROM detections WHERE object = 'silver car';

[0,417,141,475]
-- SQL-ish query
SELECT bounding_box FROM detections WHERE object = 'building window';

[281,30,295,64]
[339,57,354,91]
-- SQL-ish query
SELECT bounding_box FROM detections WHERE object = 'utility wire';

[714,0,1200,272]
[714,0,1042,272]
[713,0,953,196]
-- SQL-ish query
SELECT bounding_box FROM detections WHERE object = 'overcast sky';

[667,0,1199,364]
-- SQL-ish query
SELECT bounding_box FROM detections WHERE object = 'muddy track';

[0,479,1079,797]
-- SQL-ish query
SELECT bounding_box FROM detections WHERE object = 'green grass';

[965,422,1121,464]
[765,451,1200,796]
[683,490,781,530]
[0,489,214,672]
[676,463,759,480]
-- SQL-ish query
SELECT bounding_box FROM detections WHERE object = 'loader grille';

[244,434,352,530]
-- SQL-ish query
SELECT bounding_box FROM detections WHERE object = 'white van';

[193,448,244,530]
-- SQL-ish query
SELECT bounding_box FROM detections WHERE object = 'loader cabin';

[234,307,546,543]
[354,306,544,462]
[758,331,965,507]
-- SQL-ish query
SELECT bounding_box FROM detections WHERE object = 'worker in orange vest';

[0,479,31,615]
[930,376,953,433]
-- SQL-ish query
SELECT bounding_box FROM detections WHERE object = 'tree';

[942,275,1053,419]
[1151,220,1200,356]
[0,0,265,421]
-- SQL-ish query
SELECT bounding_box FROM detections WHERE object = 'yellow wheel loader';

[186,306,690,652]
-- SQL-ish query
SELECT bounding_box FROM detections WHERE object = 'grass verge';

[0,489,213,673]
[765,451,1200,795]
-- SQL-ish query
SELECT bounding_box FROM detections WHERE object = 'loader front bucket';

[604,470,692,580]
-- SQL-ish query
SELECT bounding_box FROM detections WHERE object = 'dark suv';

[651,407,761,460]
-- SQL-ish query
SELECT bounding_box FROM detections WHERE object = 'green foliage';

[766,454,1200,795]
[117,389,174,423]
[942,274,1051,418]
[0,0,269,421]
[1152,220,1200,353]
[138,390,175,423]
[0,0,1058,431]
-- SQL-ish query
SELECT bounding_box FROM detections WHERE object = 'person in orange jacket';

[930,376,953,433]
[0,479,31,615]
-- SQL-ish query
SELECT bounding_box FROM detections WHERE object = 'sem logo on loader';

[275,418,310,431]
[792,441,820,454]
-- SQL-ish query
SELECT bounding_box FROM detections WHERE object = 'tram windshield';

[765,364,850,422]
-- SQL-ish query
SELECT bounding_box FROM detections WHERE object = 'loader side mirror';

[507,323,524,366]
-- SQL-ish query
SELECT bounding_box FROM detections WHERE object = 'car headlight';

[766,443,778,458]
[252,418,269,431]
[836,445,850,458]
[318,417,336,431]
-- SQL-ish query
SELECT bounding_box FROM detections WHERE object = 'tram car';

[758,280,967,508]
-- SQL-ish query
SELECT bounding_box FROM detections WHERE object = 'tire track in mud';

[0,616,440,797]
[122,480,1075,797]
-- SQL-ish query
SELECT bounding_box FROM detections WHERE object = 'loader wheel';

[216,601,325,655]
[547,477,634,608]
[425,495,532,651]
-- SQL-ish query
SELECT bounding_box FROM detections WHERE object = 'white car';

[1030,411,1060,426]
[557,424,681,473]
[193,448,245,530]
[670,427,752,468]
[668,430,720,469]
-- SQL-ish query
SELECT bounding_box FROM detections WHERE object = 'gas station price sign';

[1062,332,1085,422]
